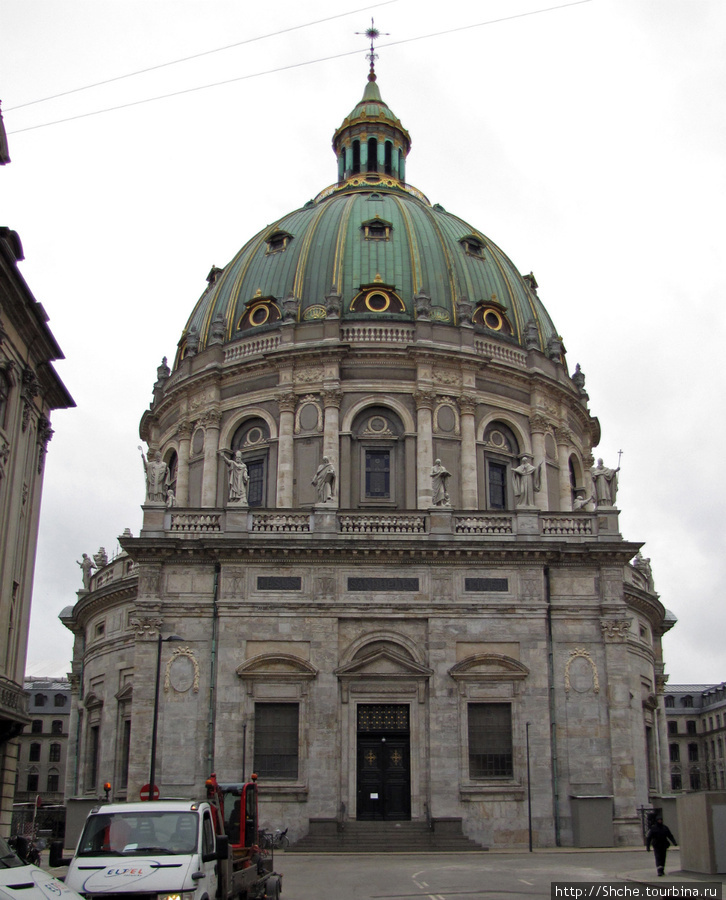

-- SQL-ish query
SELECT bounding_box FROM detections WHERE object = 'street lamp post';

[148,634,183,799]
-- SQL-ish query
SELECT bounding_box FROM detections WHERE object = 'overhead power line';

[8,1,592,136]
[6,0,399,112]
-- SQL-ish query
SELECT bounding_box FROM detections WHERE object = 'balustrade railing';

[339,514,426,534]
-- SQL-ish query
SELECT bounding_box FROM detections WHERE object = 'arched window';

[682,695,694,708]
[481,422,520,511]
[165,450,178,501]
[230,418,271,508]
[352,140,361,175]
[54,694,66,707]
[367,138,378,173]
[49,743,61,762]
[664,696,675,708]
[384,141,393,176]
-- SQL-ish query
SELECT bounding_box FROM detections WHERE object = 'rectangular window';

[669,744,680,762]
[488,462,507,509]
[667,721,678,735]
[49,743,61,762]
[119,718,131,791]
[688,743,699,762]
[254,703,299,780]
[365,450,390,498]
[671,772,682,791]
[247,459,265,507]
[687,720,697,735]
[47,772,59,792]
[87,725,100,791]
[468,703,513,779]
[29,743,41,762]
[26,772,38,792]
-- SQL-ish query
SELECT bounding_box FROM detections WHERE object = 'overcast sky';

[2,0,724,685]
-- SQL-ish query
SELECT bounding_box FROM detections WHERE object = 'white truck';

[51,776,282,900]
[0,832,85,900]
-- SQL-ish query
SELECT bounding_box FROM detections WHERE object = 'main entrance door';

[356,704,411,820]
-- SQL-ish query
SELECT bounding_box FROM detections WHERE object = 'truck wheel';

[265,876,281,900]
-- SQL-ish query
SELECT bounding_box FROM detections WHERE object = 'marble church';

[62,60,674,849]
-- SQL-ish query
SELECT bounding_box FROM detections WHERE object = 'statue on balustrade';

[591,457,619,506]
[139,446,170,503]
[431,459,451,507]
[76,553,97,591]
[219,450,249,505]
[512,454,541,508]
[312,456,336,503]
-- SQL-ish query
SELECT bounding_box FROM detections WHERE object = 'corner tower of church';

[62,62,672,851]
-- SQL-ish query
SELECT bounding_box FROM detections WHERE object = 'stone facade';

[61,73,673,849]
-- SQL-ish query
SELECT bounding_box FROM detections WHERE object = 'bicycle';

[257,827,289,851]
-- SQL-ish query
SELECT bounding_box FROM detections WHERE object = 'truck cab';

[63,801,221,900]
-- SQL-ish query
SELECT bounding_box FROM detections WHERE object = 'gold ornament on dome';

[303,305,327,320]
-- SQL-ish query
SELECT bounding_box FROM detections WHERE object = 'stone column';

[415,390,435,509]
[322,389,342,507]
[276,392,297,508]
[201,409,221,507]
[175,420,192,507]
[459,394,478,509]
[555,427,573,512]
[530,414,549,511]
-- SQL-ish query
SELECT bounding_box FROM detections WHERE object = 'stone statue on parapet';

[93,547,108,568]
[512,454,541,507]
[219,450,249,505]
[591,457,619,506]
[633,551,654,591]
[139,446,170,504]
[572,489,594,511]
[431,459,451,507]
[313,456,336,503]
[76,553,97,591]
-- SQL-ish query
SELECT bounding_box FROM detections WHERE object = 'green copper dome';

[176,76,561,364]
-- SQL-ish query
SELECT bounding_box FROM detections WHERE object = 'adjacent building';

[14,678,71,805]
[0,215,74,832]
[664,683,726,793]
[61,68,674,849]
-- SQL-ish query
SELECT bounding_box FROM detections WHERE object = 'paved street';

[272,849,725,899]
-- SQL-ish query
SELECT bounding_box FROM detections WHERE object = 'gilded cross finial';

[356,18,389,81]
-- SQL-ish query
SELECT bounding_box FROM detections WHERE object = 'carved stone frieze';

[36,415,53,473]
[601,618,632,642]
[458,394,477,415]
[295,367,323,385]
[201,408,222,429]
[413,389,436,410]
[21,366,40,432]
[529,413,550,434]
[322,388,343,408]
[277,391,298,413]
[130,616,163,638]
[433,369,461,388]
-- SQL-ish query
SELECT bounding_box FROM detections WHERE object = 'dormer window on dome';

[350,277,405,315]
[362,217,392,241]
[237,293,282,331]
[460,235,485,259]
[473,296,513,335]
[265,230,293,255]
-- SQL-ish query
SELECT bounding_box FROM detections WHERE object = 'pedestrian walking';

[645,816,677,876]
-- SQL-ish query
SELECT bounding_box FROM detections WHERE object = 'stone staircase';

[287,817,487,853]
